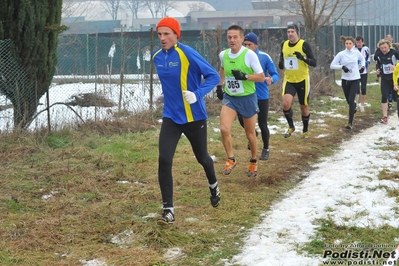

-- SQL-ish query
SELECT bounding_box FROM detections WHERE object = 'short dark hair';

[227,25,244,36]
[355,36,364,42]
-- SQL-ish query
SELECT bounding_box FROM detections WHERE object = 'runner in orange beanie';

[156,17,181,38]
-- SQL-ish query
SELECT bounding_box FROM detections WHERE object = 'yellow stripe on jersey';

[175,46,193,122]
[281,76,310,105]
[304,76,310,105]
[152,48,162,60]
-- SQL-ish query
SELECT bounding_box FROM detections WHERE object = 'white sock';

[164,207,174,214]
[209,182,218,189]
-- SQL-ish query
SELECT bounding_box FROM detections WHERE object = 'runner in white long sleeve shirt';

[330,36,365,129]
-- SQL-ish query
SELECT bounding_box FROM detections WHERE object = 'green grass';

[302,218,399,264]
[0,70,398,265]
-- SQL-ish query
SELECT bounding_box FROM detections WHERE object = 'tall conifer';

[0,0,64,128]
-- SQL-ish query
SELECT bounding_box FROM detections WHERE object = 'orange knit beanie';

[156,17,181,38]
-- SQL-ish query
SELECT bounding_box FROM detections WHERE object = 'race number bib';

[382,64,393,74]
[225,77,244,94]
[284,57,299,70]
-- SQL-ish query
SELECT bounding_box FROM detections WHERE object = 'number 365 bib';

[224,77,244,94]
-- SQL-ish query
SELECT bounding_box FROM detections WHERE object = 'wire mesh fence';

[47,33,161,131]
[0,39,38,131]
[1,24,398,133]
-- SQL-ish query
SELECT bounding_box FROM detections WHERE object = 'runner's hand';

[183,90,197,104]
[216,85,224,100]
[342,66,350,73]
[359,67,365,73]
[294,51,304,60]
[154,94,164,104]
[231,70,248,80]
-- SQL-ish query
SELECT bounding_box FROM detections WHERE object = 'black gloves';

[216,85,224,100]
[278,61,284,70]
[294,51,304,60]
[359,67,365,74]
[342,66,350,73]
[231,70,248,80]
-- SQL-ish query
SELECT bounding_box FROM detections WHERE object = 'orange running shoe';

[222,158,237,176]
[247,161,258,177]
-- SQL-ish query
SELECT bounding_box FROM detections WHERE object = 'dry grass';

[0,72,386,265]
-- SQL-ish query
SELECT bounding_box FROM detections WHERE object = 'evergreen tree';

[0,0,65,129]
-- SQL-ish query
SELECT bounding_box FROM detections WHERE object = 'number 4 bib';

[284,57,299,70]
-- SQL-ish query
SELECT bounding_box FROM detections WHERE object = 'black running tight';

[342,79,359,124]
[238,99,270,149]
[158,118,217,208]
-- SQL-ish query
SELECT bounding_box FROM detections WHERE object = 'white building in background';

[61,0,399,36]
[62,0,216,33]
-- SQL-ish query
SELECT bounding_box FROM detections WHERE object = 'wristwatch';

[245,74,248,79]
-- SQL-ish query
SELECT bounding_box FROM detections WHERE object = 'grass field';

[0,70,396,266]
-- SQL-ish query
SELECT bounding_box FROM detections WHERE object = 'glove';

[342,66,350,73]
[359,67,365,74]
[216,85,224,100]
[231,70,248,80]
[154,94,164,104]
[183,90,197,104]
[294,51,304,60]
[278,61,284,70]
[365,61,370,68]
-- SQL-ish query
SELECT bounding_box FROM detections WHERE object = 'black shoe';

[209,185,220,208]
[259,148,270,160]
[345,123,352,130]
[157,209,175,225]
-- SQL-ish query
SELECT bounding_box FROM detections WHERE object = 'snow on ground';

[0,75,162,132]
[227,113,399,266]
[5,78,399,265]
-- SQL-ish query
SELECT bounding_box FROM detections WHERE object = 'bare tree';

[279,0,373,43]
[143,0,176,18]
[124,0,146,19]
[188,2,210,12]
[143,0,158,18]
[102,0,123,20]
[62,0,91,19]
[158,0,176,17]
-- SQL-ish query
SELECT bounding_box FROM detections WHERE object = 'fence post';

[149,28,154,111]
[95,32,98,121]
[46,87,51,133]
[87,33,90,80]
[118,28,124,113]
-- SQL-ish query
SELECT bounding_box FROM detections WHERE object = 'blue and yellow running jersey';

[152,43,219,124]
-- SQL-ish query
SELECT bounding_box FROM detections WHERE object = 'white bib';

[382,64,393,74]
[284,57,299,70]
[225,77,244,94]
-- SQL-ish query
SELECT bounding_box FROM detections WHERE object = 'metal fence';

[0,39,36,132]
[1,24,398,133]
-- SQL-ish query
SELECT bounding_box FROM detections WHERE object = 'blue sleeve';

[265,54,279,84]
[187,49,220,99]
